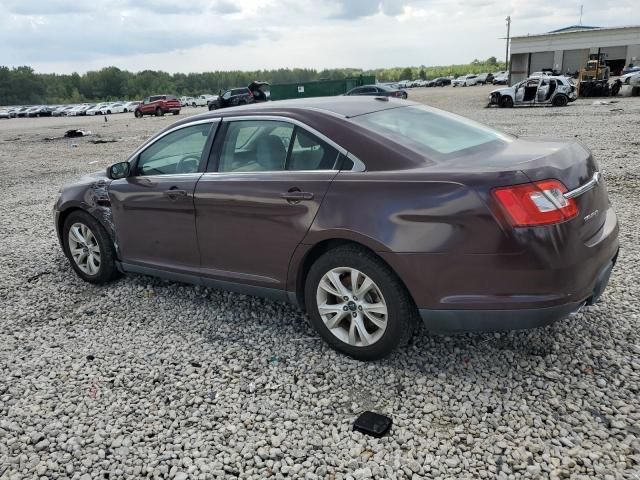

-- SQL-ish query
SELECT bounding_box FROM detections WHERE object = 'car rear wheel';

[305,245,416,360]
[134,110,142,118]
[192,102,197,107]
[500,95,514,108]
[552,95,568,107]
[63,211,119,284]
[155,107,164,116]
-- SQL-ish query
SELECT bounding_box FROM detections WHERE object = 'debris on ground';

[592,100,619,105]
[89,138,118,144]
[64,129,92,138]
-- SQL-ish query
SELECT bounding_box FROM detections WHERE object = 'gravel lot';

[1,86,639,480]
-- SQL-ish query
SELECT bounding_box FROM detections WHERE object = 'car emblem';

[584,210,599,222]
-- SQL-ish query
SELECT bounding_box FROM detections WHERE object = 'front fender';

[55,177,117,253]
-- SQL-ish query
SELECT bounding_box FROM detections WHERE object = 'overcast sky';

[1,0,638,74]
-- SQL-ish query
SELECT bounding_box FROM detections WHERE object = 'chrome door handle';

[281,191,314,202]
[163,188,187,199]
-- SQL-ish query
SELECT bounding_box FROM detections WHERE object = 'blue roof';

[548,25,601,33]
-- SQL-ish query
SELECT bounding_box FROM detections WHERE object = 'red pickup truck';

[134,95,181,117]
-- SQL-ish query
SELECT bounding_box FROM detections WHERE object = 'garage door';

[600,46,627,60]
[563,49,589,73]
[529,51,555,73]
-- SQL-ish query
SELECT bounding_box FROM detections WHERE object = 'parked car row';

[451,71,509,87]
[0,101,141,119]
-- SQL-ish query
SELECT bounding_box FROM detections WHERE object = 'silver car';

[489,76,577,108]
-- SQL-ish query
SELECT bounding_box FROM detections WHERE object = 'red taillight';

[492,179,578,227]
[248,90,254,97]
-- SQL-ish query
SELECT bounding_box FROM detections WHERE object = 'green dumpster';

[270,75,376,101]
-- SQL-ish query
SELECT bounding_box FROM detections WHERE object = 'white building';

[510,25,640,83]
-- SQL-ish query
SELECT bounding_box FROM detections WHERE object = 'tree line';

[0,58,504,106]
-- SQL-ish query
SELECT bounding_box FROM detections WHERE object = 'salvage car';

[492,72,509,85]
[54,97,619,360]
[207,84,268,110]
[489,76,577,107]
[345,84,408,99]
[134,95,181,117]
[452,74,480,87]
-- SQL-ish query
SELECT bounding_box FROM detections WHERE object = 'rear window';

[351,105,512,156]
[166,95,177,100]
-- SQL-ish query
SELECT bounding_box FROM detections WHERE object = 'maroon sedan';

[54,97,618,360]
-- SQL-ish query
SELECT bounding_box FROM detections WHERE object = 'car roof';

[181,96,414,122]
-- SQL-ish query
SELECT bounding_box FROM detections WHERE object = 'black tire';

[155,107,164,116]
[208,103,217,111]
[500,95,514,108]
[172,111,179,115]
[62,210,119,284]
[402,93,408,99]
[552,95,568,107]
[304,245,417,361]
[134,110,142,118]
[192,102,197,107]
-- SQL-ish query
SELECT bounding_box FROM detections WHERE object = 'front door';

[109,121,217,273]
[194,119,341,290]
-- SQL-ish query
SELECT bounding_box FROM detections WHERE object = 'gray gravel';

[1,90,639,479]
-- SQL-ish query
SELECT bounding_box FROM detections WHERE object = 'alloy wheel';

[316,267,388,347]
[68,222,101,275]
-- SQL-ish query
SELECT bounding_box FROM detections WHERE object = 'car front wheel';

[305,245,416,360]
[500,95,514,108]
[63,211,119,284]
[134,110,142,118]
[155,107,164,116]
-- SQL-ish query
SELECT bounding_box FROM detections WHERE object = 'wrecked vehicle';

[489,76,577,107]
[54,97,618,360]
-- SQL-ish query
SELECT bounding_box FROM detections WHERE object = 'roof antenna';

[579,4,583,25]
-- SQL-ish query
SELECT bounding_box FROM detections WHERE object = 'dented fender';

[53,172,119,254]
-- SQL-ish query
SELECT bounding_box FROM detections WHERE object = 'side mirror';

[107,161,130,180]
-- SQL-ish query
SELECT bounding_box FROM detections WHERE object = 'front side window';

[216,120,340,172]
[351,105,512,157]
[136,123,212,176]
[222,91,232,100]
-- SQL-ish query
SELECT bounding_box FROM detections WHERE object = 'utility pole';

[579,5,583,25]
[505,16,511,74]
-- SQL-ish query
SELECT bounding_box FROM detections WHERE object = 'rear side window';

[352,105,512,156]
[232,89,247,96]
[288,128,339,170]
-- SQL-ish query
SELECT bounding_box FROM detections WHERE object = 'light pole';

[505,16,511,72]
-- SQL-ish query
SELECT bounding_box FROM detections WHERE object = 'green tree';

[400,67,413,80]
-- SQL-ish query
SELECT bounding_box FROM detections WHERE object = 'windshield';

[351,105,513,156]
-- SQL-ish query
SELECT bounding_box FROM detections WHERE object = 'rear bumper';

[419,300,585,332]
[419,256,615,332]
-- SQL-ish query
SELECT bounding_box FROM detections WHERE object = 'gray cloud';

[212,0,242,14]
[329,0,411,19]
[0,10,259,63]
[4,0,93,15]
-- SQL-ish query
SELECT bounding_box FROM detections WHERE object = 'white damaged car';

[489,76,577,108]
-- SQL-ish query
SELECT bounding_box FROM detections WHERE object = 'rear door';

[194,117,342,290]
[109,120,218,273]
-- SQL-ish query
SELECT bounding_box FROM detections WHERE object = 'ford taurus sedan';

[54,97,619,360]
